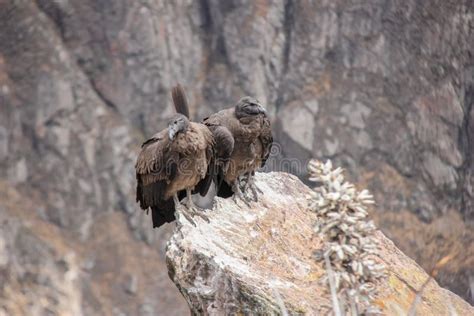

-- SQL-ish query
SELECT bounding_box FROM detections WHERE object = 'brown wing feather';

[209,125,235,198]
[135,129,178,209]
[204,108,257,142]
[209,126,234,161]
[259,115,273,167]
[203,109,242,197]
[190,123,217,196]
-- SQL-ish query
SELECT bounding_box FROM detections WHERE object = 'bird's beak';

[257,104,267,115]
[168,124,178,140]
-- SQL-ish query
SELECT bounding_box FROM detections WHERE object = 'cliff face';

[166,172,473,315]
[0,0,473,313]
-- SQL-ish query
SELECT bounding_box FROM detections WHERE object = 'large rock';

[166,172,473,315]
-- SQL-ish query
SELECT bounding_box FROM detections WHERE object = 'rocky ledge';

[166,172,473,315]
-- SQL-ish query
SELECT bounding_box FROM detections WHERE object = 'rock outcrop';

[166,172,473,315]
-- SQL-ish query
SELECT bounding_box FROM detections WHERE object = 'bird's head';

[167,114,189,140]
[235,96,267,118]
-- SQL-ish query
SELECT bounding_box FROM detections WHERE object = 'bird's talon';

[241,195,253,207]
[197,212,210,223]
[246,180,262,201]
[232,194,241,204]
[251,192,258,202]
[232,193,249,207]
[253,186,262,199]
[190,206,211,223]
[181,209,197,226]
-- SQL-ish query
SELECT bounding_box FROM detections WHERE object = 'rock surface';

[167,172,473,315]
[0,0,473,312]
[0,181,188,316]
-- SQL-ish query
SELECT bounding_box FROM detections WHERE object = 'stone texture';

[0,181,188,316]
[167,172,474,315]
[0,0,473,312]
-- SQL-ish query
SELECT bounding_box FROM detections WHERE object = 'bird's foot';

[243,178,262,202]
[232,180,252,206]
[187,204,210,223]
[175,203,197,226]
[233,189,252,207]
[185,197,211,224]
[231,190,241,203]
[237,177,247,191]
[249,182,263,200]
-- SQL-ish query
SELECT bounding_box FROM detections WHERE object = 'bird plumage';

[169,86,273,201]
[135,90,215,228]
[171,84,190,119]
[203,103,272,198]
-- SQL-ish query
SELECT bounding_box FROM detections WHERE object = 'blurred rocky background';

[0,0,472,314]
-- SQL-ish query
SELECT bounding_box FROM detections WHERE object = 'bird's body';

[136,103,214,228]
[136,123,213,199]
[205,108,259,182]
[203,98,273,198]
[165,124,213,196]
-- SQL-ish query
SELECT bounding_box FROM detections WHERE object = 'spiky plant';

[307,160,385,315]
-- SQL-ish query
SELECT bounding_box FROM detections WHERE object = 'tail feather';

[172,84,190,118]
[216,181,234,198]
[151,203,175,228]
[137,178,187,228]
[215,169,234,198]
[149,190,186,228]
